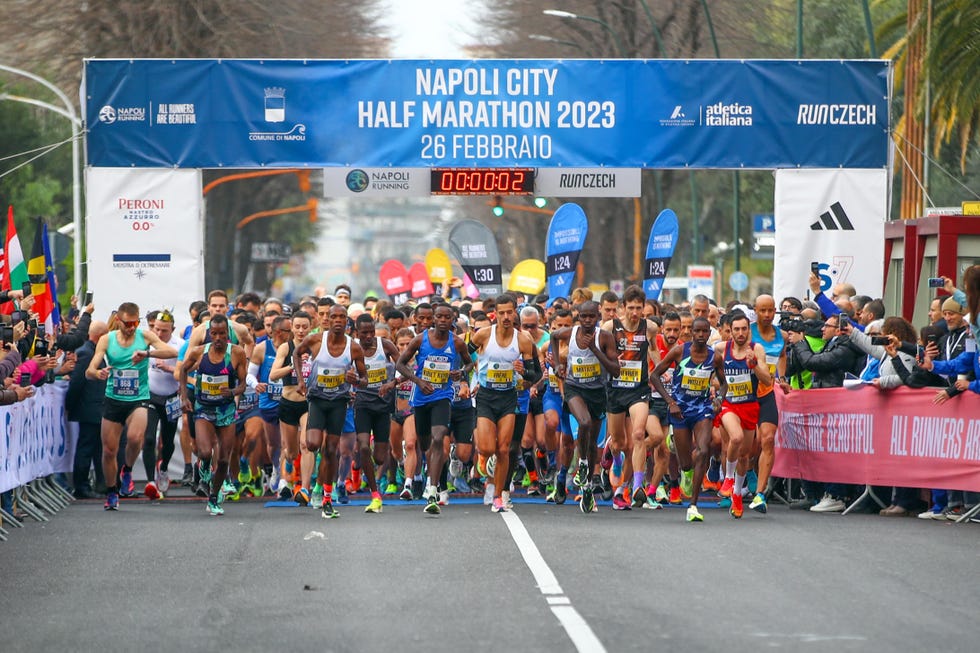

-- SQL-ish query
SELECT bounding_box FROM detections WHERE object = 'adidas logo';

[810,202,854,230]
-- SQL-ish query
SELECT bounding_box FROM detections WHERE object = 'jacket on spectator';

[785,334,825,389]
[0,348,23,405]
[790,335,864,388]
[931,350,980,395]
[848,329,919,389]
[65,339,105,424]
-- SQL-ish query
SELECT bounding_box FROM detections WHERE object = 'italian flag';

[2,205,29,314]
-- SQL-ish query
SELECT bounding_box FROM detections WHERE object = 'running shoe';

[599,472,613,502]
[206,500,224,516]
[701,475,721,493]
[483,482,495,506]
[501,491,514,510]
[611,452,624,479]
[294,487,311,506]
[196,480,210,498]
[438,490,450,506]
[453,475,471,493]
[424,495,441,515]
[573,460,589,488]
[311,484,323,508]
[220,480,236,502]
[643,495,663,510]
[679,470,694,499]
[730,493,744,519]
[155,461,171,494]
[686,505,704,522]
[411,478,424,501]
[486,454,497,476]
[143,481,160,501]
[520,471,531,489]
[545,487,557,503]
[180,466,194,487]
[719,477,734,498]
[321,499,339,519]
[654,484,669,504]
[278,481,292,500]
[718,496,732,509]
[337,484,350,505]
[365,497,383,514]
[385,483,399,496]
[553,483,567,505]
[580,487,595,514]
[268,465,281,494]
[468,476,485,494]
[746,470,758,495]
[631,485,647,509]
[749,493,768,514]
[491,497,506,513]
[448,445,463,479]
[668,486,682,505]
[104,491,119,511]
[199,462,212,485]
[612,493,631,511]
[119,469,135,497]
[527,480,542,496]
[706,456,721,483]
[399,485,413,501]
[600,444,613,470]
[237,459,251,484]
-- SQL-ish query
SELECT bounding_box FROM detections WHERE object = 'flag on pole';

[28,216,59,329]
[2,206,29,315]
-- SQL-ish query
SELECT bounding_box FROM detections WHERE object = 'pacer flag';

[448,220,502,297]
[379,259,411,304]
[643,209,679,300]
[546,203,588,299]
[409,262,434,298]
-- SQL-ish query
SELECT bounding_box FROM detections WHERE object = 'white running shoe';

[483,482,496,505]
[438,490,450,506]
[501,490,514,510]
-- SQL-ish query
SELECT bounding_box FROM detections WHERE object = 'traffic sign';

[729,270,749,292]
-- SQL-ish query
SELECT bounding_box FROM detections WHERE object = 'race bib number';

[548,368,559,390]
[266,379,283,401]
[727,372,753,399]
[366,361,388,388]
[113,369,140,397]
[421,358,451,386]
[239,388,258,412]
[680,367,711,394]
[570,356,600,381]
[486,362,515,389]
[165,394,181,422]
[200,374,228,397]
[765,354,779,378]
[315,368,345,389]
[614,360,642,385]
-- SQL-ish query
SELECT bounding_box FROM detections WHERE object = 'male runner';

[396,304,474,515]
[714,312,770,518]
[186,290,255,352]
[651,317,727,522]
[87,302,177,511]
[470,293,540,513]
[294,304,367,519]
[644,311,681,508]
[541,309,573,504]
[602,285,659,510]
[353,313,400,514]
[748,295,786,513]
[549,300,620,514]
[179,314,248,515]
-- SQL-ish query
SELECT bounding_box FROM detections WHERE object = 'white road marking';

[500,511,607,653]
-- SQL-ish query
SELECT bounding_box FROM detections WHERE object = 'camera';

[927,277,944,288]
[778,311,806,333]
[870,336,890,346]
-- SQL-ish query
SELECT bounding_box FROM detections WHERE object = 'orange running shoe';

[719,477,735,498]
[702,475,721,492]
[669,486,682,504]
[730,492,743,518]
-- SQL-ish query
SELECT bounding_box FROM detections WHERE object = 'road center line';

[500,511,607,653]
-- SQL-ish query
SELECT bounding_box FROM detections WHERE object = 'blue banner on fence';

[546,203,588,299]
[84,59,890,169]
[644,209,679,300]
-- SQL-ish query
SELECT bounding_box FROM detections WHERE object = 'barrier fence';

[774,386,980,493]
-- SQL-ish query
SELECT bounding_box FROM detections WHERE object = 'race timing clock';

[430,168,534,195]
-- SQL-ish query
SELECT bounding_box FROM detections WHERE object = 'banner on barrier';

[772,168,887,306]
[84,59,890,169]
[773,386,980,492]
[0,384,72,494]
[85,168,204,331]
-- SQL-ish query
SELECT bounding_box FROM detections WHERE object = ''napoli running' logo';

[346,169,369,193]
[98,105,116,123]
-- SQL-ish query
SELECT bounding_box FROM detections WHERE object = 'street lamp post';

[0,65,82,292]
[542,9,628,58]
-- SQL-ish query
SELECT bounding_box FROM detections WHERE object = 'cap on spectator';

[941,298,966,314]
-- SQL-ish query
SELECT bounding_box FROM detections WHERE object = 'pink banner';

[774,386,980,492]
[408,262,434,298]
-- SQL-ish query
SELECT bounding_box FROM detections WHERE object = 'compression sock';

[725,460,737,480]
[633,471,645,491]
[734,473,745,496]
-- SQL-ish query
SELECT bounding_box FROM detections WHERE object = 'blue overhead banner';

[644,209,680,300]
[84,58,890,169]
[546,203,589,299]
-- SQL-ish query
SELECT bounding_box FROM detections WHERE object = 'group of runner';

[87,284,786,522]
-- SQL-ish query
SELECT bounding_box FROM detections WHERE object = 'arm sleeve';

[246,362,261,389]
[521,356,541,384]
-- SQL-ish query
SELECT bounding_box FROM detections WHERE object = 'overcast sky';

[383,0,480,58]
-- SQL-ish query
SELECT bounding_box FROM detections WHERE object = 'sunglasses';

[122,320,140,328]
[521,323,539,329]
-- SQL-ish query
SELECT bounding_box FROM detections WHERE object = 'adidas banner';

[773,169,887,307]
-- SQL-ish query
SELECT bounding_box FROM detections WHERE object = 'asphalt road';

[1,492,977,653]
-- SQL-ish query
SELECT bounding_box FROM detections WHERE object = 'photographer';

[846,316,918,389]
[782,309,828,390]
